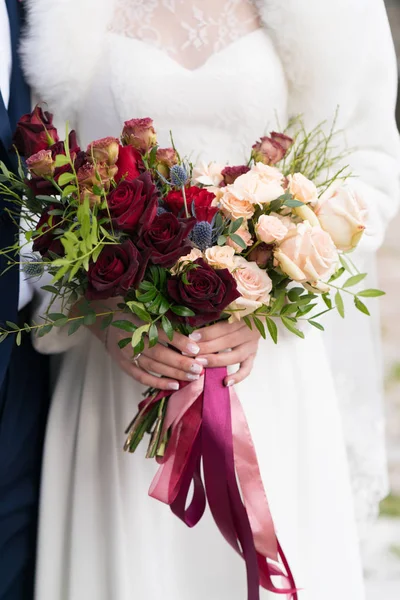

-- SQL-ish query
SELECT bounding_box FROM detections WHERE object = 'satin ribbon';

[148,367,298,599]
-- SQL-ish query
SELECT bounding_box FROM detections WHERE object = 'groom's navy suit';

[0,1,50,598]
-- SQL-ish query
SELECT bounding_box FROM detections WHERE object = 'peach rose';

[227,226,253,252]
[219,187,255,220]
[204,245,236,271]
[274,221,338,286]
[192,161,224,187]
[256,215,288,244]
[170,248,203,274]
[288,173,318,204]
[228,257,272,320]
[269,212,298,233]
[315,185,367,251]
[231,165,285,207]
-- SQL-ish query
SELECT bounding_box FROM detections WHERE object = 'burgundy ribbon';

[148,367,298,599]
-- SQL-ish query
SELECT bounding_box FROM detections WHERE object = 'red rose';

[12,105,59,158]
[138,212,195,268]
[167,258,240,327]
[115,145,144,183]
[86,240,148,300]
[106,172,159,234]
[165,186,218,223]
[32,204,65,258]
[221,165,250,185]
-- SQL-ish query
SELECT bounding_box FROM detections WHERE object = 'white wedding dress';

[20,1,400,599]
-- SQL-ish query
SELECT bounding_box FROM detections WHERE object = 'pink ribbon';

[148,367,298,599]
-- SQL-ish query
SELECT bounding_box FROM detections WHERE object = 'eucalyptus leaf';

[229,217,244,234]
[217,235,227,246]
[229,233,247,249]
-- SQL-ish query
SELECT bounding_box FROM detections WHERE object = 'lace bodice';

[110,0,261,70]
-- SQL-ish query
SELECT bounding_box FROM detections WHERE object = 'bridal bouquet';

[0,106,383,600]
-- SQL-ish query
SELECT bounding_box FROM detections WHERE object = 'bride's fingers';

[157,328,200,356]
[190,320,245,343]
[121,359,180,391]
[142,343,205,374]
[197,327,259,355]
[224,354,256,387]
[138,355,203,382]
[197,341,258,368]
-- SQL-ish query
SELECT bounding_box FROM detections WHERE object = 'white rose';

[315,185,367,251]
[228,257,273,320]
[204,245,236,271]
[274,221,338,286]
[256,215,288,244]
[192,161,224,187]
[288,173,318,204]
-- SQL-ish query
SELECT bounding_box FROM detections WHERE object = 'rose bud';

[106,172,159,234]
[121,117,157,153]
[86,240,148,300]
[255,215,288,244]
[287,173,318,204]
[138,212,196,268]
[274,221,338,287]
[77,162,115,194]
[228,256,273,320]
[12,105,59,157]
[26,149,56,178]
[270,132,294,153]
[167,258,240,327]
[247,243,273,268]
[314,186,368,252]
[221,165,250,185]
[155,147,179,178]
[32,204,65,258]
[87,137,120,165]
[251,136,286,166]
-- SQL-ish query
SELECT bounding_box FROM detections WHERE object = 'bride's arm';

[259,0,400,250]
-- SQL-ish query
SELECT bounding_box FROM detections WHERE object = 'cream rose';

[288,173,318,204]
[204,245,236,271]
[274,221,338,286]
[192,161,224,187]
[231,165,285,207]
[219,187,255,220]
[315,185,367,251]
[228,257,273,320]
[170,248,203,274]
[256,215,289,244]
[226,226,253,252]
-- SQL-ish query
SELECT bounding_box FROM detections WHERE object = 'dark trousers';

[0,319,50,600]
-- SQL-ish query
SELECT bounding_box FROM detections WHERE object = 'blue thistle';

[157,205,168,216]
[170,164,188,187]
[191,221,213,251]
[22,255,44,279]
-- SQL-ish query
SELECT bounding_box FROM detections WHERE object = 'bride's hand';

[193,320,261,387]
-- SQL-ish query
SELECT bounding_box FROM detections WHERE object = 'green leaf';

[148,323,158,348]
[83,311,97,326]
[283,198,304,208]
[112,320,137,333]
[329,267,345,283]
[354,296,370,316]
[68,319,84,335]
[229,217,244,234]
[139,281,154,291]
[48,313,67,323]
[296,294,317,305]
[58,172,76,187]
[161,315,174,341]
[118,337,132,350]
[268,198,284,213]
[335,290,345,318]
[53,317,69,327]
[131,324,150,349]
[36,195,57,202]
[41,285,59,294]
[229,233,247,249]
[243,316,253,330]
[158,296,170,315]
[322,294,333,309]
[0,333,9,343]
[281,316,305,339]
[270,290,286,315]
[54,154,71,167]
[339,255,352,273]
[136,288,157,303]
[265,316,278,344]
[296,303,317,317]
[217,235,227,246]
[288,287,304,302]
[127,301,152,323]
[170,305,196,317]
[357,289,385,298]
[16,331,22,346]
[38,324,53,337]
[280,303,299,316]
[101,314,114,329]
[150,265,160,287]
[6,321,19,330]
[308,320,325,331]
[253,316,266,339]
[343,273,367,288]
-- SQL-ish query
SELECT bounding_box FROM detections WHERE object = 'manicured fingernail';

[187,343,200,355]
[195,357,208,366]
[226,380,235,387]
[189,332,202,342]
[187,373,200,381]
[190,363,203,374]
[168,382,180,390]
